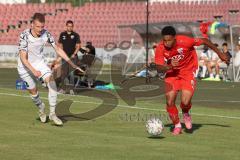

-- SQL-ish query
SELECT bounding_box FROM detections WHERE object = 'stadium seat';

[1,1,240,46]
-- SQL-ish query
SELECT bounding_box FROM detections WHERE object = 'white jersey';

[200,50,219,61]
[17,29,56,74]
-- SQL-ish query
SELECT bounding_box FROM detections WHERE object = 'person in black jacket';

[76,42,96,88]
[57,20,81,91]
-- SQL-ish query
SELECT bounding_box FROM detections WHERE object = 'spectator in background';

[216,43,232,81]
[217,43,232,67]
[57,20,81,92]
[198,45,210,78]
[79,41,96,63]
[75,42,96,88]
[234,44,240,67]
[78,41,96,72]
[202,43,221,81]
[222,42,232,59]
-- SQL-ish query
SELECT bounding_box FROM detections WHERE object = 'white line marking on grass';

[1,92,240,120]
[190,113,240,120]
[194,100,240,103]
[197,88,232,90]
[2,87,240,103]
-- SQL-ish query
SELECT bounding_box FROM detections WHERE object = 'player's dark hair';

[32,13,45,23]
[161,26,176,36]
[214,43,219,47]
[222,42,228,46]
[66,20,74,25]
[86,41,92,46]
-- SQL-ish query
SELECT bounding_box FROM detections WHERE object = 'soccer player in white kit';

[17,13,84,126]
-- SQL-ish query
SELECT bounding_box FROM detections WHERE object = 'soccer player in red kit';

[154,26,229,135]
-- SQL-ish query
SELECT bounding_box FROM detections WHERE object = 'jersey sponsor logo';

[170,48,184,61]
[62,36,66,40]
[171,54,184,61]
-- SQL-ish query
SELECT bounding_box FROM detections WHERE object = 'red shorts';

[165,72,196,94]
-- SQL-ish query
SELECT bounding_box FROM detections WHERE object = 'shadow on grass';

[148,136,165,139]
[55,90,118,123]
[164,123,230,134]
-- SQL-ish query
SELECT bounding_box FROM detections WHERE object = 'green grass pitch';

[0,68,240,160]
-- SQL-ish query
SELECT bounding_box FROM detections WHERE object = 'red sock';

[166,105,179,125]
[180,102,192,113]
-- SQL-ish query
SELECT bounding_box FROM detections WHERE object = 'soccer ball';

[146,118,164,136]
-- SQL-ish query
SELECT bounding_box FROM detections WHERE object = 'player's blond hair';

[32,13,45,23]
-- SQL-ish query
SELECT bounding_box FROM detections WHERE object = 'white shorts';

[17,61,52,90]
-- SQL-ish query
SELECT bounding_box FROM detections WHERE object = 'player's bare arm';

[150,63,173,72]
[53,45,84,73]
[150,58,179,72]
[19,50,41,77]
[156,64,173,72]
[201,38,230,64]
[58,42,63,50]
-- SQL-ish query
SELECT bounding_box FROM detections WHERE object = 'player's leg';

[180,90,192,113]
[43,72,63,125]
[197,60,203,78]
[203,61,216,81]
[165,77,182,135]
[215,62,220,80]
[166,91,180,122]
[201,60,208,78]
[180,89,193,130]
[21,74,47,123]
[180,75,196,130]
[37,61,63,125]
[207,61,214,78]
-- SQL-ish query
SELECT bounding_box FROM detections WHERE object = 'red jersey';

[155,35,203,75]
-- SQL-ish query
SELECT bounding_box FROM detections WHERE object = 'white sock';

[38,103,45,113]
[31,92,44,112]
[201,66,207,78]
[210,73,214,78]
[215,74,220,79]
[175,122,182,128]
[50,105,55,114]
[47,81,57,109]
